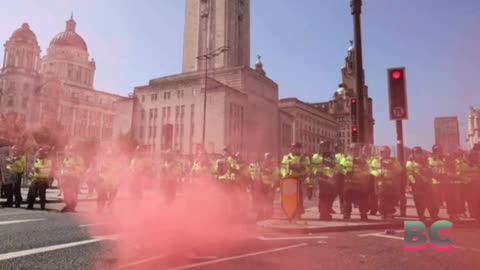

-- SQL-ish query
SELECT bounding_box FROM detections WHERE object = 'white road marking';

[0,235,117,262]
[186,255,218,260]
[368,234,404,241]
[163,243,308,270]
[361,233,480,253]
[0,211,38,217]
[453,245,480,253]
[119,255,168,269]
[0,219,44,226]
[358,230,404,237]
[257,235,328,241]
[78,223,112,228]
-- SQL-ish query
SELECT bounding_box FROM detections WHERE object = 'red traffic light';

[352,126,358,132]
[392,70,402,80]
[351,98,357,104]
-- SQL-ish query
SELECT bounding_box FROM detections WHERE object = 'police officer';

[317,146,336,221]
[60,145,85,212]
[159,149,182,205]
[2,145,26,208]
[280,142,310,220]
[464,150,480,220]
[446,149,466,221]
[371,146,401,220]
[343,144,370,221]
[190,144,212,183]
[214,147,242,219]
[366,146,380,215]
[251,153,279,220]
[27,148,53,210]
[97,149,121,214]
[406,147,430,221]
[334,144,347,214]
[427,144,446,221]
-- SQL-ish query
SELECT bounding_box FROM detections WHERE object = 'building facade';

[121,0,279,160]
[467,107,480,149]
[0,17,125,142]
[311,43,374,151]
[434,116,460,154]
[279,98,338,155]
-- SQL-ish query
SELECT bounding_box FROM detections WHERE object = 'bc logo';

[404,220,453,251]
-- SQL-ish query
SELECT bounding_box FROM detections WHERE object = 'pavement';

[0,197,479,270]
[258,193,478,234]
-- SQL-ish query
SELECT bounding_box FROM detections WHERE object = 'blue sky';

[1,0,479,149]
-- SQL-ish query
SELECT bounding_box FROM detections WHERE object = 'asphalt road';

[0,200,480,270]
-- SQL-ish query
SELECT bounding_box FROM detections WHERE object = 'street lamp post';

[197,46,229,146]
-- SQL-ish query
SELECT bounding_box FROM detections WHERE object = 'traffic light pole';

[396,120,407,217]
[351,0,366,143]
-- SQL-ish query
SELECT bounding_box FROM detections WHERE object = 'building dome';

[49,16,88,52]
[10,23,38,43]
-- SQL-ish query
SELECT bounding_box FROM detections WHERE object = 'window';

[151,93,158,101]
[22,97,28,108]
[154,108,158,119]
[164,91,171,100]
[177,90,184,99]
[141,110,145,120]
[7,96,14,107]
[149,108,153,120]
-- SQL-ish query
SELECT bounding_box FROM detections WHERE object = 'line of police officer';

[279,141,480,222]
[2,141,479,224]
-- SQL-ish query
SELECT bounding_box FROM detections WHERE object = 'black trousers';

[343,190,369,217]
[444,183,462,217]
[426,185,442,219]
[13,174,22,206]
[2,174,22,207]
[97,184,118,213]
[335,174,345,211]
[368,176,378,214]
[378,185,398,216]
[412,183,426,218]
[3,184,13,207]
[318,180,336,218]
[27,179,49,210]
[253,182,274,220]
[62,176,80,212]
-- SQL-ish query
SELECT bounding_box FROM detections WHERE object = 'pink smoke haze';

[80,168,254,269]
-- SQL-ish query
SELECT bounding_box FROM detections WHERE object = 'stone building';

[120,0,279,159]
[434,116,460,154]
[279,98,338,155]
[467,107,480,149]
[311,42,375,150]
[0,17,125,142]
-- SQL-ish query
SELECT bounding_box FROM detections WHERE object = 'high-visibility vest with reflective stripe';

[428,157,445,185]
[6,155,25,174]
[62,156,85,176]
[280,153,310,178]
[33,159,53,178]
